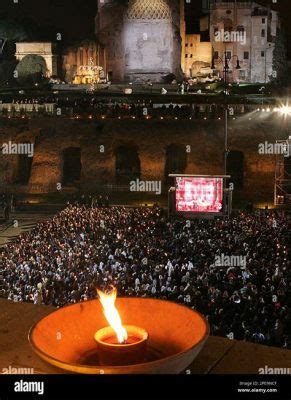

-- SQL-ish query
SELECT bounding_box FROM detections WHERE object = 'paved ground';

[0,213,53,248]
[0,299,290,374]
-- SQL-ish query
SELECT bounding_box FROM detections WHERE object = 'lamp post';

[274,105,291,205]
[212,51,241,175]
[212,51,241,215]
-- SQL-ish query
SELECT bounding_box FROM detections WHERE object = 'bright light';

[277,105,291,116]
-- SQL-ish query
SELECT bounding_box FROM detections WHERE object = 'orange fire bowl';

[29,298,209,374]
[95,325,148,366]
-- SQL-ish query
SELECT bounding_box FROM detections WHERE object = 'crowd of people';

[0,96,255,120]
[0,204,290,348]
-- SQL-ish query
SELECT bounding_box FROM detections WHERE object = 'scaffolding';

[0,268,4,296]
[274,140,291,206]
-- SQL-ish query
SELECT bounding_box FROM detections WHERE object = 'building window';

[226,51,232,60]
[261,51,265,57]
[261,29,265,37]
[224,18,233,33]
[262,18,266,24]
[244,51,249,60]
[185,43,188,47]
[185,54,188,58]
[214,51,219,60]
[239,70,246,80]
[190,54,193,58]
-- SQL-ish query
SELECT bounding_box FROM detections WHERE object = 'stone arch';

[227,150,244,189]
[115,145,141,183]
[164,143,187,184]
[15,42,58,77]
[62,147,82,185]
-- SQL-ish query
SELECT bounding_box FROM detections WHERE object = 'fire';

[97,287,128,344]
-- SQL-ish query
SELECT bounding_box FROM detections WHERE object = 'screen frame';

[169,174,231,218]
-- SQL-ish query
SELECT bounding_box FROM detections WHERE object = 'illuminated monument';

[96,0,182,82]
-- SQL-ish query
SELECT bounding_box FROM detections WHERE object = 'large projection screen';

[175,176,224,214]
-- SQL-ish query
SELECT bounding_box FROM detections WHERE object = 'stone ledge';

[0,299,290,374]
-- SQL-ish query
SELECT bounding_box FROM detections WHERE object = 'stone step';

[15,204,64,213]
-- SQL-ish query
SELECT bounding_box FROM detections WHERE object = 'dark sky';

[0,0,97,42]
[1,0,291,51]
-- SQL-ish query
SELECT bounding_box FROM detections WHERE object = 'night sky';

[1,0,291,53]
[0,0,97,42]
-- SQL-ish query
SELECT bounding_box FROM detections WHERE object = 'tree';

[0,17,31,86]
[15,55,48,85]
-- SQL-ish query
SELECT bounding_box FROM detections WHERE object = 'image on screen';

[175,177,223,213]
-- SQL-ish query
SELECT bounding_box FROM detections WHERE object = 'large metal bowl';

[29,298,209,374]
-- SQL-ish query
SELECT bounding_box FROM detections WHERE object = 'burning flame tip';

[97,286,128,344]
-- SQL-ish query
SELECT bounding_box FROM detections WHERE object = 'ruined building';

[95,0,182,82]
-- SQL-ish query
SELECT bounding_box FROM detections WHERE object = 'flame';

[97,287,128,344]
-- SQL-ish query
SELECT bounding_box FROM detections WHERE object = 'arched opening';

[227,151,244,189]
[284,156,291,177]
[115,146,141,184]
[62,147,82,185]
[165,144,187,184]
[14,143,33,184]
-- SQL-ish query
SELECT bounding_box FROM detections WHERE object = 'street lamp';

[212,52,241,89]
